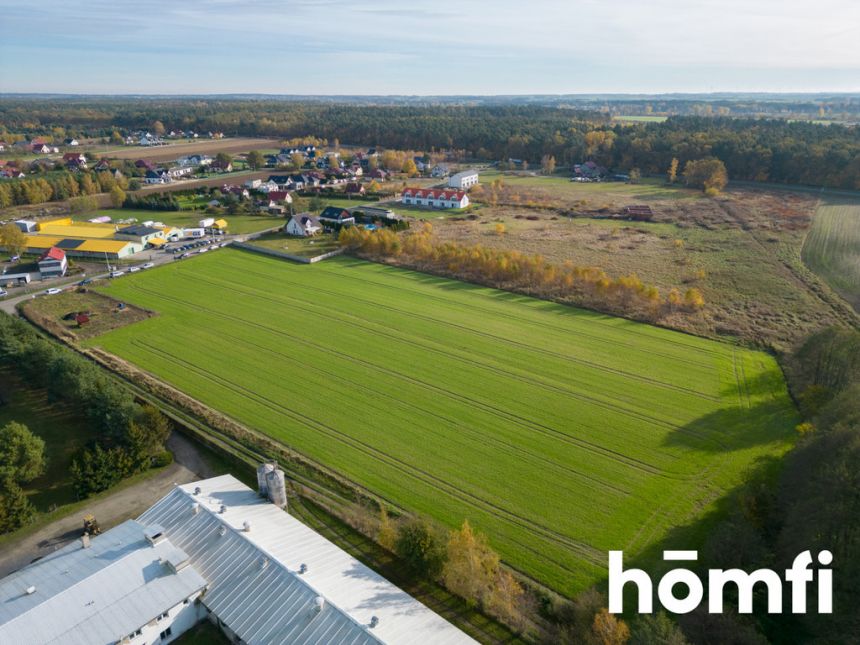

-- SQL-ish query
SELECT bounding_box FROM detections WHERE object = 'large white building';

[401,187,469,209]
[447,170,479,190]
[0,473,475,645]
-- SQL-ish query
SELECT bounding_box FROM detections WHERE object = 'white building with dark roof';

[0,473,475,645]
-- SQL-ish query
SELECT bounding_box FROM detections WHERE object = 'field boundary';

[232,240,346,264]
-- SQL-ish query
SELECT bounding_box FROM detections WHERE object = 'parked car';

[9,255,19,262]
[128,266,141,273]
[198,248,208,254]
[0,288,8,297]
[142,262,155,269]
[109,270,124,278]
[44,288,62,295]
[78,278,93,286]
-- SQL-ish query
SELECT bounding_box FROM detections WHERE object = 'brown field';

[433,184,857,348]
[101,137,280,161]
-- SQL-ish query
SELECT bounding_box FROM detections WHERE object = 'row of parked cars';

[172,238,229,260]
[109,262,155,278]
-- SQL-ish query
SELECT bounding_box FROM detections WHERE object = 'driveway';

[0,432,217,578]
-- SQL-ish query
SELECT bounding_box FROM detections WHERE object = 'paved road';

[0,432,216,578]
[0,236,241,316]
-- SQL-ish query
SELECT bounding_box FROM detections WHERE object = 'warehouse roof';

[117,225,162,237]
[23,235,134,254]
[36,222,117,239]
[0,520,207,645]
[140,476,474,645]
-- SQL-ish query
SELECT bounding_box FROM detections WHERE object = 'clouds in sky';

[1,0,858,94]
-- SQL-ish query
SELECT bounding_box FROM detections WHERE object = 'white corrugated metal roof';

[0,520,207,645]
[141,476,475,645]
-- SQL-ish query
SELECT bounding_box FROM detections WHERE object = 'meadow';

[90,208,284,234]
[802,198,860,311]
[90,250,797,594]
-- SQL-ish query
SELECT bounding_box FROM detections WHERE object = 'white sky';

[1,0,859,94]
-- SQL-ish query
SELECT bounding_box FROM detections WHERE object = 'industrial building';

[7,218,185,260]
[0,469,474,645]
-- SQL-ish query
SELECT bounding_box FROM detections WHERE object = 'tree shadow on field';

[661,394,798,454]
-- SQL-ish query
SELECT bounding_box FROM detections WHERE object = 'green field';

[802,199,860,310]
[90,209,284,234]
[90,250,796,594]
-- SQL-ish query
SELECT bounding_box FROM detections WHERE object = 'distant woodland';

[2,99,860,190]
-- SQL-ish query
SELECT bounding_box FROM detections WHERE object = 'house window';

[157,610,169,621]
[159,627,173,640]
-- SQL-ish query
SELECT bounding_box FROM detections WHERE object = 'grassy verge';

[290,495,523,644]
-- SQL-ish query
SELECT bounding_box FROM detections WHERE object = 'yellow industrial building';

[16,217,181,260]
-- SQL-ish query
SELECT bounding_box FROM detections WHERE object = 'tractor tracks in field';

[128,338,607,567]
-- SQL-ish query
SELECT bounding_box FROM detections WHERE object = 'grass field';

[90,250,797,594]
[89,209,284,234]
[802,198,860,310]
[477,170,701,204]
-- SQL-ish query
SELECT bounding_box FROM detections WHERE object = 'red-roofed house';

[266,190,293,204]
[63,153,88,169]
[38,247,67,278]
[401,187,469,209]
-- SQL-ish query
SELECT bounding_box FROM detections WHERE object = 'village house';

[318,206,356,227]
[430,164,449,178]
[144,169,169,184]
[37,246,68,278]
[135,159,156,171]
[447,169,479,190]
[62,152,87,170]
[367,168,389,181]
[177,154,213,168]
[64,138,80,146]
[401,187,469,209]
[210,159,233,172]
[286,214,322,237]
[344,182,366,196]
[166,165,194,179]
[266,190,293,204]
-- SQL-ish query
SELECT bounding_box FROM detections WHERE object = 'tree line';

[3,100,859,189]
[338,223,704,322]
[0,315,171,533]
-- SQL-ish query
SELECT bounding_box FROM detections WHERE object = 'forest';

[1,99,859,190]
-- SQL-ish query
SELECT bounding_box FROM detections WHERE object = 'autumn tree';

[152,120,165,136]
[683,158,728,195]
[630,612,689,645]
[401,158,418,177]
[0,223,26,258]
[684,288,705,309]
[667,157,679,184]
[592,609,631,645]
[541,155,556,175]
[442,520,499,606]
[215,152,233,167]
[290,152,305,171]
[495,223,506,236]
[247,150,265,170]
[378,507,397,551]
[110,130,123,145]
[109,185,126,208]
[628,168,641,183]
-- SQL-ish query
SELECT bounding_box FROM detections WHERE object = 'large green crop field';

[90,250,796,594]
[803,199,860,310]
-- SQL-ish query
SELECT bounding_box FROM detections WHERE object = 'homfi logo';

[608,550,832,614]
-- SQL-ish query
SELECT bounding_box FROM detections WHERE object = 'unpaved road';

[0,432,216,578]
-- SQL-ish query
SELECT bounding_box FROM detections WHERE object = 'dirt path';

[0,432,216,578]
